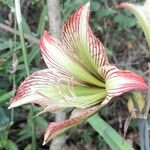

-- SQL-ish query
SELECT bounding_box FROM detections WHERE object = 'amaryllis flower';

[9,2,148,144]
[118,0,150,47]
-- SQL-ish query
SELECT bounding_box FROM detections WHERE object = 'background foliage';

[0,0,149,149]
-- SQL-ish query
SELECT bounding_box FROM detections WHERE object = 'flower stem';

[15,0,37,149]
[47,0,67,149]
[144,63,150,117]
[138,63,150,150]
[130,92,150,150]
[137,117,150,150]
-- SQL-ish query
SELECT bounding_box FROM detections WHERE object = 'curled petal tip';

[101,66,148,97]
[117,3,137,11]
[8,105,12,109]
[142,84,148,90]
[42,141,46,146]
[8,101,17,109]
[85,2,90,8]
[115,3,123,9]
[117,2,128,8]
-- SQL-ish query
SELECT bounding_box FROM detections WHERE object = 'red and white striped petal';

[100,66,148,98]
[9,68,106,110]
[39,31,71,75]
[62,2,109,77]
[43,104,101,145]
[9,69,76,110]
[39,31,105,87]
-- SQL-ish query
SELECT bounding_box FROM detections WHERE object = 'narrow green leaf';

[88,114,134,150]
[35,116,48,129]
[0,40,12,51]
[28,44,40,63]
[22,17,31,34]
[37,5,48,35]
[0,91,13,103]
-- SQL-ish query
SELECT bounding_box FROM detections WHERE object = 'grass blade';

[88,114,134,150]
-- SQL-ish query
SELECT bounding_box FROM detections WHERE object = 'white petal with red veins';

[43,104,101,145]
[40,31,105,87]
[62,3,109,78]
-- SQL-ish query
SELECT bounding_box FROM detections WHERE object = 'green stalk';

[129,91,150,150]
[144,63,150,118]
[14,0,37,149]
[18,24,30,75]
[10,13,17,127]
[138,63,150,150]
[137,117,149,150]
[10,74,15,126]
[130,91,150,150]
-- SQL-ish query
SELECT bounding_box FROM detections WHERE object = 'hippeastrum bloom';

[118,0,150,48]
[9,2,148,144]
